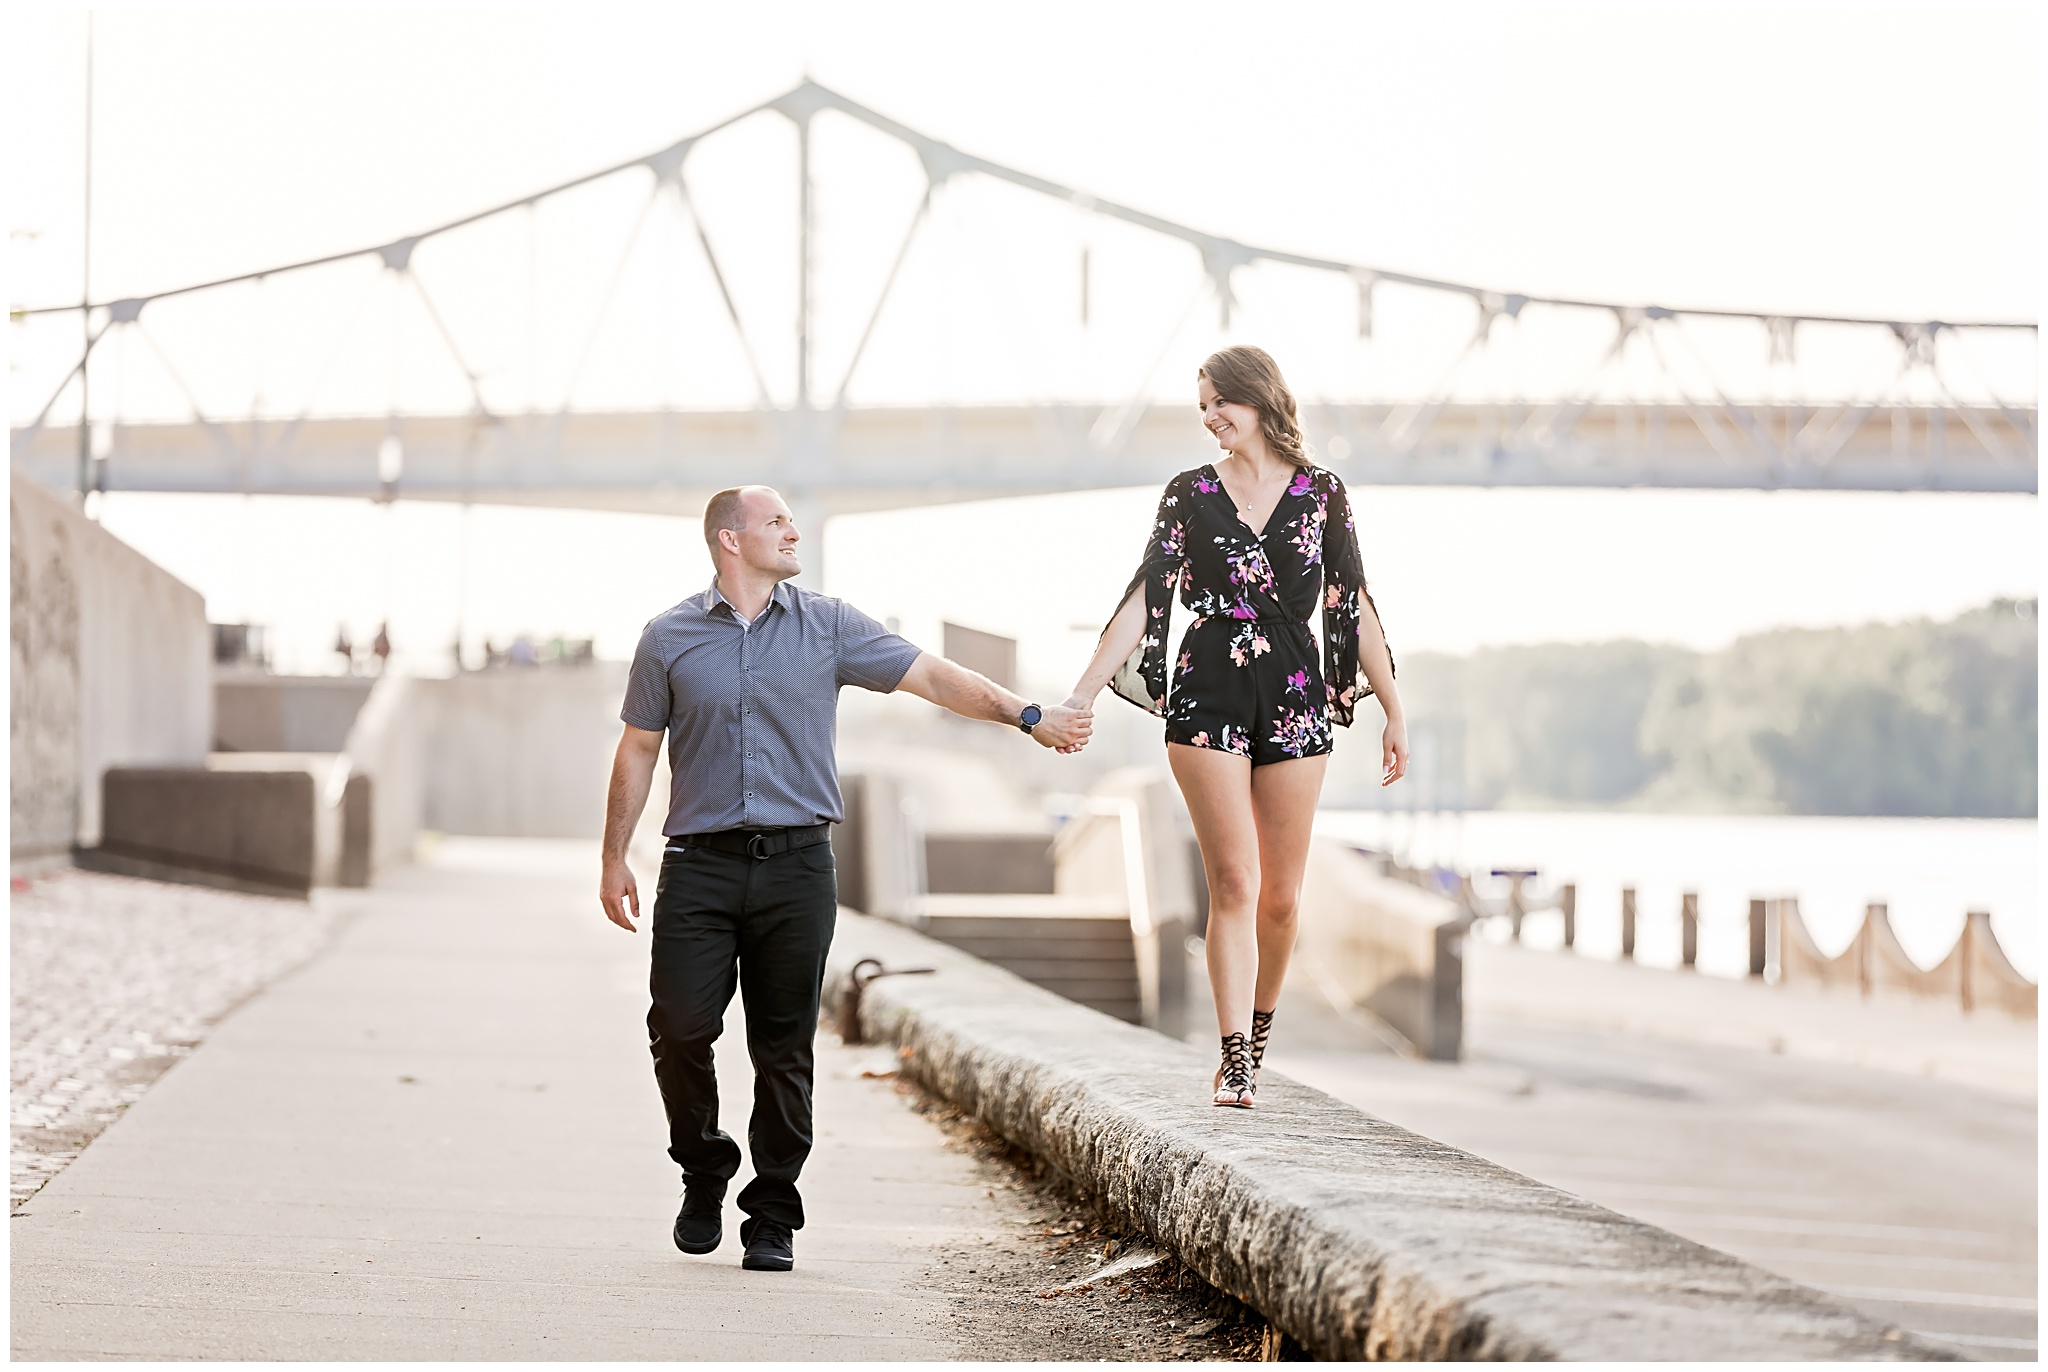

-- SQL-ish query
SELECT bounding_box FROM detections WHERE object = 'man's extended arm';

[599,724,664,931]
[894,652,1092,750]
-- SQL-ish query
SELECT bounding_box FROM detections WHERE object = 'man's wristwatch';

[1017,703,1043,736]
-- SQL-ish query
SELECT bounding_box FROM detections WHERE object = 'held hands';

[1032,700,1094,752]
[599,857,641,932]
[1382,715,1410,788]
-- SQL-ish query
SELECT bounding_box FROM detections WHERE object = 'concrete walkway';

[10,840,1024,1360]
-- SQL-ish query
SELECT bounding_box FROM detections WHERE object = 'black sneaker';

[739,1216,794,1272]
[672,1182,724,1255]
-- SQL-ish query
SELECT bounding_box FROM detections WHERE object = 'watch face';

[1022,705,1042,728]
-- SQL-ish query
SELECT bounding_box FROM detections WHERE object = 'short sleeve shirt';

[621,580,922,835]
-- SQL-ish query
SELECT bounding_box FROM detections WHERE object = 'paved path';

[10,840,1050,1360]
[1254,944,2038,1361]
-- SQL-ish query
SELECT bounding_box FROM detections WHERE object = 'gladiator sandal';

[1212,1032,1256,1109]
[1249,1008,1276,1086]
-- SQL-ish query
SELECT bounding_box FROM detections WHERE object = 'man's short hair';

[703,487,751,562]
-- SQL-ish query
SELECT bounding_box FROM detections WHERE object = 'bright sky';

[11,5,2041,675]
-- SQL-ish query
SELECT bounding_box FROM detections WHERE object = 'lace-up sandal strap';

[1249,1008,1276,1075]
[1214,1032,1256,1108]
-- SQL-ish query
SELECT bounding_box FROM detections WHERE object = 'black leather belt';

[669,823,831,861]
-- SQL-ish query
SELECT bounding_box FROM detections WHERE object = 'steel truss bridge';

[11,80,2038,513]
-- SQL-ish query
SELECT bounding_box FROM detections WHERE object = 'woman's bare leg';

[1166,743,1259,1040]
[1248,754,1329,1013]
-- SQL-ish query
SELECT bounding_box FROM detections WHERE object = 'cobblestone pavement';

[10,869,341,1209]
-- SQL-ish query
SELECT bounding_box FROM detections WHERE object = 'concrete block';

[1051,771,1197,1038]
[823,911,1952,1362]
[1297,838,1466,1060]
[940,622,1016,691]
[338,774,373,888]
[88,767,323,897]
[835,772,926,919]
[924,833,1053,894]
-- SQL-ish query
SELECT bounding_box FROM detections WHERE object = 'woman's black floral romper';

[1108,463,1388,766]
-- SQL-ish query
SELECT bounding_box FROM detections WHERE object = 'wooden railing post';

[1858,903,1882,997]
[1959,911,1977,1013]
[1747,899,1767,977]
[1560,883,1576,950]
[1621,887,1637,962]
[1681,892,1699,969]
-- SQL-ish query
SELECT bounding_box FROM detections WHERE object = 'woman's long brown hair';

[1198,345,1310,465]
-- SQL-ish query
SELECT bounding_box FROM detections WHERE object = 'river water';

[1315,810,2037,982]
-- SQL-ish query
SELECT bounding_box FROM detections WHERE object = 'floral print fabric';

[1107,463,1387,764]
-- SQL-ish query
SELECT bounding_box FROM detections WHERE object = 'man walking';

[598,485,1090,1272]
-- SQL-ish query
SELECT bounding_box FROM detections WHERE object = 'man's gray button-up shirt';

[621,580,921,836]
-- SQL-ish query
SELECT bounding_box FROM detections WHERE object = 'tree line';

[1326,599,2036,818]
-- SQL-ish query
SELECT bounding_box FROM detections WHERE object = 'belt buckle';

[747,832,772,861]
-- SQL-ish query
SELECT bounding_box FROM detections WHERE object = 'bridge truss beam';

[11,400,2033,518]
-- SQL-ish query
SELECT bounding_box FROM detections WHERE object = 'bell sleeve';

[1321,473,1390,728]
[1106,476,1190,717]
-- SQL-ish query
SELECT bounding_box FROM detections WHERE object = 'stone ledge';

[825,910,1953,1362]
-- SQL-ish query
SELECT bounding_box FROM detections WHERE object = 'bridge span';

[12,80,2036,511]
[10,397,2034,517]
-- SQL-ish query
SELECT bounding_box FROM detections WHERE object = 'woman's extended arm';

[1062,477,1187,745]
[1065,586,1148,712]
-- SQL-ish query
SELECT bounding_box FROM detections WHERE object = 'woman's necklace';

[1225,462,1288,530]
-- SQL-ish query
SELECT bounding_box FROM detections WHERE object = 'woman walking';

[1064,346,1405,1107]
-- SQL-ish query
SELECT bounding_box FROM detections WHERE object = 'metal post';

[1747,898,1767,977]
[78,12,95,503]
[796,113,812,410]
[1681,891,1698,968]
[1560,883,1576,950]
[1620,887,1636,961]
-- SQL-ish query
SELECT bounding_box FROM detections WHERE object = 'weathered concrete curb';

[826,911,1953,1362]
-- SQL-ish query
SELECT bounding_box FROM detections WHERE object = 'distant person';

[509,634,537,667]
[599,484,1091,1273]
[372,622,392,673]
[333,625,354,675]
[1064,345,1406,1108]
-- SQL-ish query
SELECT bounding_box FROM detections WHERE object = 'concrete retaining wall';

[214,673,374,752]
[1297,838,1467,1060]
[826,910,1948,1361]
[10,471,210,862]
[417,664,627,838]
[342,673,424,876]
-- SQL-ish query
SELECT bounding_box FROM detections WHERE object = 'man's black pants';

[648,839,836,1231]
